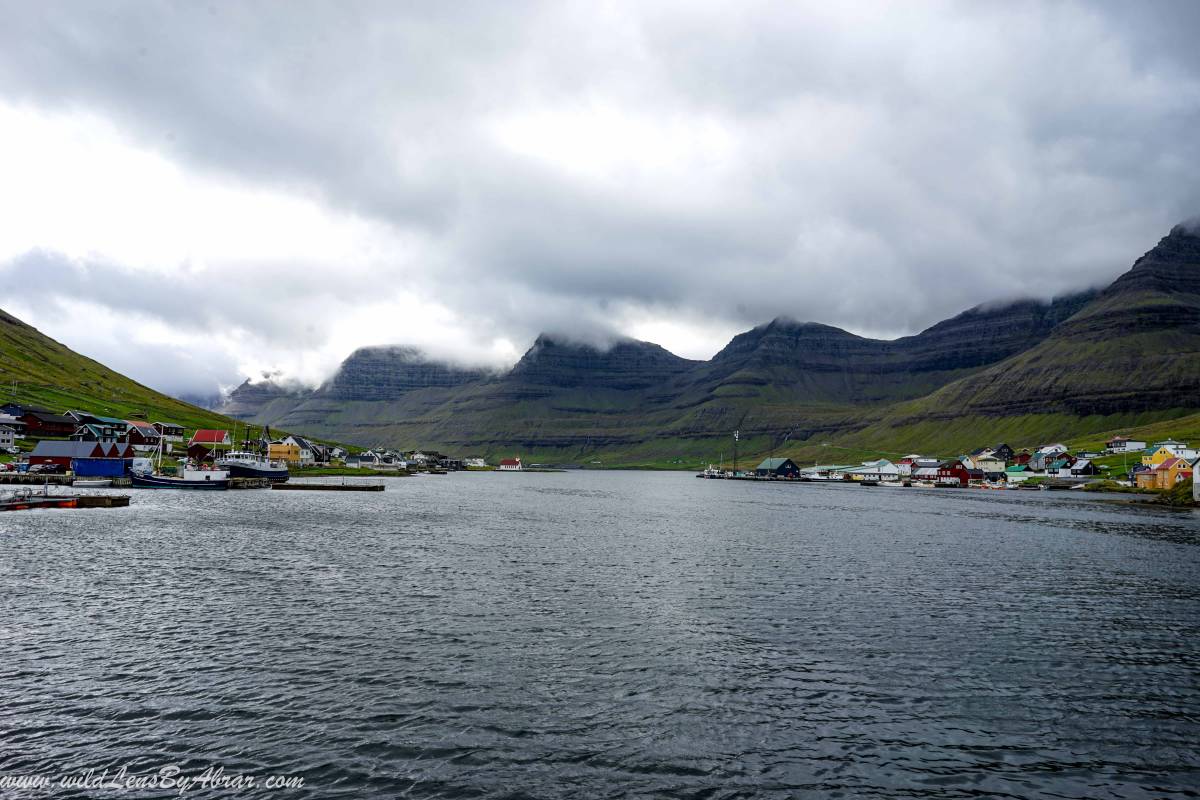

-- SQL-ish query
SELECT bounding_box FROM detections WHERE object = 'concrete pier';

[271,482,385,492]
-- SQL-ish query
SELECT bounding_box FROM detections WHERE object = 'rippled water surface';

[2,472,1199,798]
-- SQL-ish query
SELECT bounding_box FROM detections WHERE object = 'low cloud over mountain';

[1,1,1199,396]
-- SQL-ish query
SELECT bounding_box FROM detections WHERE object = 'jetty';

[0,474,74,486]
[230,477,273,490]
[76,495,131,508]
[271,482,385,492]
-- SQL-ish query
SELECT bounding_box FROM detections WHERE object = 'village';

[0,402,490,480]
[0,399,1196,503]
[710,435,1200,499]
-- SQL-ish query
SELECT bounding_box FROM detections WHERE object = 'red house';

[22,411,76,437]
[189,429,231,448]
[124,420,162,449]
[936,460,972,487]
[28,441,133,468]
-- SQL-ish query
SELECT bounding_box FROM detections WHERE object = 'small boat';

[73,479,112,488]
[881,480,905,487]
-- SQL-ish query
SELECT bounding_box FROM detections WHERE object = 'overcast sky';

[1,1,1199,396]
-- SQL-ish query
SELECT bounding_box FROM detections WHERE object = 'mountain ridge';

[218,223,1200,462]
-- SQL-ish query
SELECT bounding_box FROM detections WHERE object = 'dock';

[230,477,273,490]
[76,495,131,508]
[271,482,385,492]
[0,474,74,485]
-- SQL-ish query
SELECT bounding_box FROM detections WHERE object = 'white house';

[974,455,1007,474]
[282,435,315,466]
[0,414,26,438]
[464,457,488,468]
[849,459,900,481]
[1105,436,1146,453]
[912,466,941,483]
[0,425,14,449]
[497,457,523,471]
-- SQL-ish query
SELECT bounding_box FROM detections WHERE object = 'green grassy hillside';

[0,309,249,432]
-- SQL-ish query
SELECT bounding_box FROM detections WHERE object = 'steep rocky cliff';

[506,336,698,392]
[686,291,1096,405]
[322,346,488,400]
[901,223,1200,418]
[221,379,306,419]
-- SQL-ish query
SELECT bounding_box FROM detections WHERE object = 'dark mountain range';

[220,223,1200,463]
[888,222,1200,420]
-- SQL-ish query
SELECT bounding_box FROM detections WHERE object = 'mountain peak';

[1169,215,1200,239]
[322,345,487,400]
[510,333,694,390]
[1109,219,1200,296]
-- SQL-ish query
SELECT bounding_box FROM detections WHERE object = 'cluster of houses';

[1123,437,1199,490]
[343,448,488,471]
[754,435,1200,493]
[0,403,354,473]
[1,402,498,476]
[184,430,347,466]
[1,403,187,474]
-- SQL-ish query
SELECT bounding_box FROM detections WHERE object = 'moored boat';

[74,479,112,488]
[131,468,230,490]
[133,426,231,489]
[215,451,290,482]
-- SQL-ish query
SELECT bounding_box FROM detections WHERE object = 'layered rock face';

[221,379,302,419]
[321,346,487,401]
[694,292,1095,404]
[506,336,698,391]
[912,224,1200,416]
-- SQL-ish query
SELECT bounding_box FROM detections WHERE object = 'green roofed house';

[755,457,800,478]
[1005,464,1032,484]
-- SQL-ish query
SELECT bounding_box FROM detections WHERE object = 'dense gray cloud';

[0,0,1198,395]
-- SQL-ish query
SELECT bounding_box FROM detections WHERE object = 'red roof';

[499,458,521,466]
[190,429,229,444]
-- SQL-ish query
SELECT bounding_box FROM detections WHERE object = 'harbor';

[3,469,1197,798]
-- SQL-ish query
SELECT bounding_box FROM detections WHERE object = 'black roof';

[28,411,75,424]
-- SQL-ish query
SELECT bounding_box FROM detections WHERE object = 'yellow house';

[268,442,301,464]
[1142,441,1190,465]
[1156,457,1193,490]
[1138,457,1192,490]
[1141,446,1179,467]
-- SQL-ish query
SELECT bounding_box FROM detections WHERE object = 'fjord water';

[2,473,1198,799]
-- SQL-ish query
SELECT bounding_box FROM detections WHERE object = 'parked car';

[28,463,65,475]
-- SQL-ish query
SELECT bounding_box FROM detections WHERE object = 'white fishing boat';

[73,479,112,488]
[131,433,229,490]
[216,450,290,482]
